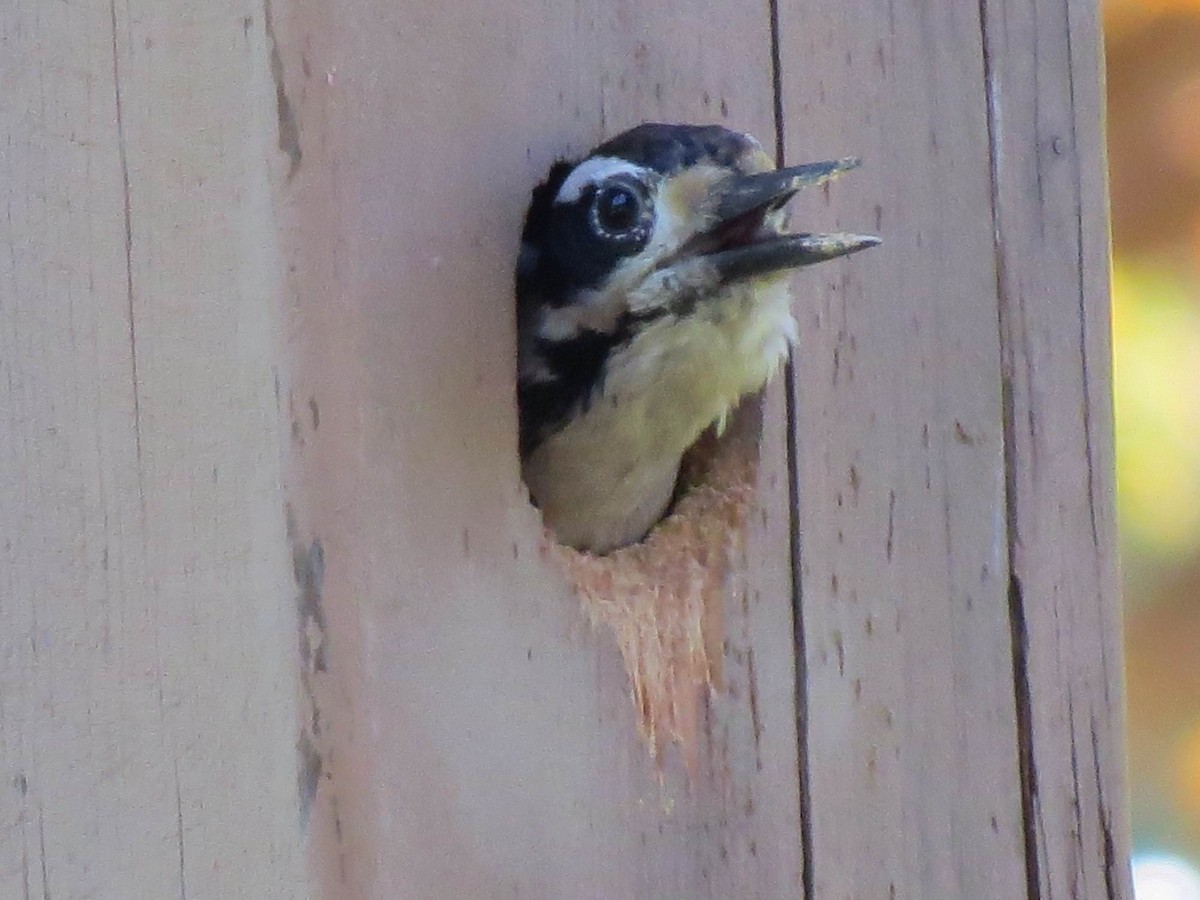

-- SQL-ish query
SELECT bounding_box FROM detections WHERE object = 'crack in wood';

[174,758,188,900]
[1007,572,1045,900]
[979,2,1054,895]
[1062,11,1101,551]
[1067,687,1089,896]
[109,0,145,512]
[38,805,48,900]
[1091,716,1120,899]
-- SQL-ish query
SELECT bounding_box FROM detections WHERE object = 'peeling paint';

[287,505,329,825]
[263,0,302,179]
[296,732,323,827]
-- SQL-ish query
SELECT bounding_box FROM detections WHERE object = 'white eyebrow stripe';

[555,157,646,204]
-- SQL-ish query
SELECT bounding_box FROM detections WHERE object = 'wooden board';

[776,0,1133,897]
[0,1,309,897]
[270,0,804,896]
[777,4,1027,896]
[0,0,1130,896]
[982,0,1133,895]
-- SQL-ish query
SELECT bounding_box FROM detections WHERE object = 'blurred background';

[1105,0,1200,896]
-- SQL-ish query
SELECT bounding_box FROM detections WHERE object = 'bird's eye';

[592,183,643,237]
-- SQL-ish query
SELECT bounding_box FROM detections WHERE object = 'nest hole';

[545,397,764,770]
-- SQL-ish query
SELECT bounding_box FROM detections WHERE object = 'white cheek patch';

[538,288,626,341]
[555,157,647,204]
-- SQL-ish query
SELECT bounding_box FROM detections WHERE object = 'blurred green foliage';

[1113,262,1200,571]
[1106,0,1200,868]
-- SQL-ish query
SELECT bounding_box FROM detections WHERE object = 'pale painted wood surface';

[273,1,804,896]
[779,1,1131,897]
[0,1,309,898]
[983,1,1132,895]
[779,3,1029,896]
[0,0,1129,898]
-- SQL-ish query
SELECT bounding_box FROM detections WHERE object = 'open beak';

[700,157,880,282]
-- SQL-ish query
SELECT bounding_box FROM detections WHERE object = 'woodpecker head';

[517,123,878,551]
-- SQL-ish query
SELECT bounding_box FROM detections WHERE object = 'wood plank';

[270,0,805,895]
[982,0,1134,894]
[0,2,309,898]
[777,0,1132,896]
[776,2,1032,896]
[0,0,1132,894]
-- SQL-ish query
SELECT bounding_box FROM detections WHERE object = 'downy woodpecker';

[517,123,878,553]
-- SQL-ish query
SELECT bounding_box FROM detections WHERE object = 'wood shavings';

[551,419,758,771]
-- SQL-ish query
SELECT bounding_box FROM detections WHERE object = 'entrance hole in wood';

[546,398,762,770]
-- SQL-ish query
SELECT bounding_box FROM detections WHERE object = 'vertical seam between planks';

[768,0,785,161]
[977,1,1045,897]
[769,1,815,897]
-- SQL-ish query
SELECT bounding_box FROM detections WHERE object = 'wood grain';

[0,1,308,898]
[776,3,1027,896]
[0,0,1130,895]
[776,0,1131,897]
[982,0,1133,895]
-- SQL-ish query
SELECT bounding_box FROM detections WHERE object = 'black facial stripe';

[517,161,655,319]
[518,288,714,453]
[518,321,637,454]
